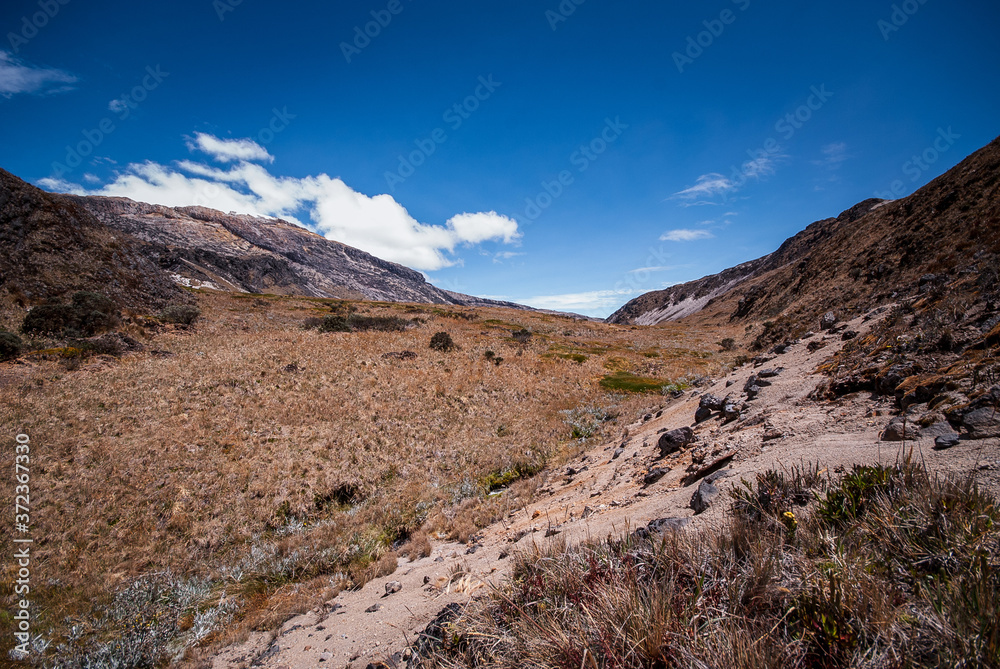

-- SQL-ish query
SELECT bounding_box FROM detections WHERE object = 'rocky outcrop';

[68,196,529,308]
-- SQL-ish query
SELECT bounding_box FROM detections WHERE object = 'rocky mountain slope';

[67,196,527,309]
[0,168,185,317]
[608,136,1000,337]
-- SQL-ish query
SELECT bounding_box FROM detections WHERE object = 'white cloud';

[39,139,522,272]
[520,288,637,316]
[659,229,714,242]
[741,155,776,179]
[671,173,735,200]
[186,132,274,163]
[82,173,101,184]
[493,251,526,264]
[0,51,77,97]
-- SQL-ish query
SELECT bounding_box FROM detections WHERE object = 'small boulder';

[722,403,740,423]
[933,434,961,450]
[646,517,690,533]
[657,427,694,458]
[611,447,625,460]
[695,406,714,423]
[643,467,669,486]
[841,330,859,341]
[385,581,402,595]
[757,368,782,379]
[689,470,733,515]
[699,394,724,412]
[745,385,762,401]
[820,311,838,331]
[881,416,918,441]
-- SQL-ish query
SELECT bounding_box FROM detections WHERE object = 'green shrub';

[430,331,456,352]
[0,331,23,360]
[318,315,351,332]
[308,314,412,333]
[512,328,532,344]
[158,304,201,326]
[21,292,119,336]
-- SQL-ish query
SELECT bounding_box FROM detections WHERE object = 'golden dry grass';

[0,290,731,663]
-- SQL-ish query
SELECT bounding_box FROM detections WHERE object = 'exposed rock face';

[68,196,528,308]
[0,168,184,312]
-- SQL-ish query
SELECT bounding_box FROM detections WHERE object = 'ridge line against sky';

[1,1,998,317]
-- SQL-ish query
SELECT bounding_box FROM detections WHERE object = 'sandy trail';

[210,311,1000,668]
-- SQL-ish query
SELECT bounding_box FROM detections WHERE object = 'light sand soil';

[210,310,1000,668]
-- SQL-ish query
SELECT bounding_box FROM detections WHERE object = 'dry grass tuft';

[419,457,1000,669]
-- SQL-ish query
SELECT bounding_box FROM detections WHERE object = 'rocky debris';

[86,332,144,355]
[383,351,417,360]
[612,447,625,460]
[695,406,714,423]
[820,311,838,330]
[657,427,694,458]
[757,368,783,379]
[690,470,733,515]
[681,450,737,487]
[807,340,828,352]
[365,603,380,613]
[722,402,741,423]
[700,394,725,412]
[945,386,1000,439]
[771,341,795,355]
[933,434,961,450]
[841,330,859,341]
[881,416,918,441]
[753,355,776,367]
[384,581,402,596]
[647,517,690,534]
[643,467,670,486]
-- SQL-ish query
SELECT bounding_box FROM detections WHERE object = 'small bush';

[430,331,456,352]
[21,292,120,336]
[307,314,412,333]
[0,331,24,360]
[484,350,503,366]
[512,328,532,344]
[318,315,351,332]
[158,304,201,326]
[719,337,737,351]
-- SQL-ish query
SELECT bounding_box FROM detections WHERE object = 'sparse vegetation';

[423,458,1000,669]
[158,304,201,326]
[430,331,456,352]
[0,330,22,360]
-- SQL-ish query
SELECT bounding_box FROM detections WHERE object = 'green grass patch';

[599,372,668,394]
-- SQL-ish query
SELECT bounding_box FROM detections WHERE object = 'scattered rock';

[694,406,714,423]
[319,651,332,661]
[657,427,694,458]
[646,517,690,534]
[643,467,670,486]
[680,450,736,487]
[611,447,625,460]
[745,385,762,401]
[699,394,725,412]
[807,340,828,352]
[820,311,838,330]
[933,434,961,450]
[722,403,740,423]
[690,470,732,514]
[384,581,402,596]
[881,416,918,441]
[365,603,380,613]
[841,330,859,341]
[757,368,782,379]
[945,386,1000,439]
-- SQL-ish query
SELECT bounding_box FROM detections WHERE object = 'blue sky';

[1,0,998,317]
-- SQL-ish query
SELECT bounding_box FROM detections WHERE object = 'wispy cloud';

[186,132,274,163]
[812,142,849,168]
[626,265,673,274]
[492,251,525,263]
[659,229,714,242]
[0,50,77,97]
[671,173,735,200]
[39,134,521,272]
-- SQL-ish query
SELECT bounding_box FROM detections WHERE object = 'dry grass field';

[0,290,734,665]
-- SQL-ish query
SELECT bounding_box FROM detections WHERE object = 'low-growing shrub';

[599,372,669,394]
[719,337,737,351]
[21,291,120,336]
[512,328,532,344]
[0,331,23,360]
[424,459,1000,669]
[158,304,201,326]
[306,314,412,333]
[430,331,456,352]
